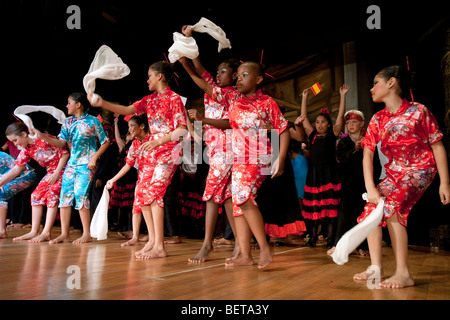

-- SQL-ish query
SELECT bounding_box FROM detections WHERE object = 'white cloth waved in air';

[83,45,130,104]
[167,17,232,63]
[14,105,66,139]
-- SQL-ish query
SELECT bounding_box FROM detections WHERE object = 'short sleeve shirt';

[213,88,288,164]
[59,112,109,166]
[362,99,443,179]
[15,134,68,172]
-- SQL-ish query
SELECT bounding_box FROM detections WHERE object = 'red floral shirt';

[213,88,287,164]
[362,99,443,180]
[15,134,68,173]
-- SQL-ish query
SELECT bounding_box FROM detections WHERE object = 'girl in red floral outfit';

[178,25,241,263]
[353,66,450,288]
[89,61,187,259]
[4,122,69,243]
[215,62,290,269]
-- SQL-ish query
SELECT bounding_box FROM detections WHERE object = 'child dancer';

[0,151,36,238]
[106,115,148,248]
[178,25,240,263]
[88,61,187,259]
[296,84,349,248]
[216,61,289,269]
[4,122,69,242]
[353,66,449,288]
[328,110,367,256]
[33,92,110,244]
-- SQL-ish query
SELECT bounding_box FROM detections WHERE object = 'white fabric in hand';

[168,32,199,63]
[331,193,385,265]
[83,45,130,96]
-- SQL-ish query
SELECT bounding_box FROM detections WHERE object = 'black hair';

[6,122,28,136]
[313,110,333,135]
[129,114,149,133]
[149,61,175,83]
[69,92,91,112]
[222,59,241,73]
[377,65,412,99]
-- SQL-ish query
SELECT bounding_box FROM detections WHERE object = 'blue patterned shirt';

[59,112,108,166]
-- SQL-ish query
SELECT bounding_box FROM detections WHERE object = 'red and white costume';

[202,71,234,204]
[213,88,288,217]
[131,87,187,210]
[15,134,68,207]
[359,99,443,227]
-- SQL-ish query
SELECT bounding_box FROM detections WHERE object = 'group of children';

[1,26,449,287]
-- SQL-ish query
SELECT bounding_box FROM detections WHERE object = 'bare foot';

[29,232,51,243]
[380,273,414,289]
[136,247,167,260]
[121,237,140,247]
[164,236,182,244]
[327,246,335,256]
[224,256,254,267]
[72,235,92,244]
[0,231,6,239]
[118,230,133,239]
[353,266,384,281]
[135,241,154,257]
[49,234,71,244]
[214,238,232,245]
[225,244,240,262]
[188,244,213,263]
[13,231,39,242]
[258,247,273,269]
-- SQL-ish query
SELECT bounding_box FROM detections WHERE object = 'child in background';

[109,115,137,236]
[296,84,349,248]
[178,25,240,263]
[0,151,36,238]
[328,110,367,256]
[353,66,450,288]
[89,61,187,259]
[32,92,110,244]
[4,122,69,242]
[215,61,290,269]
[106,115,148,247]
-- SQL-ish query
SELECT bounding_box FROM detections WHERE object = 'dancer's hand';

[87,93,103,107]
[302,88,309,99]
[340,83,350,95]
[182,25,193,37]
[294,114,306,126]
[106,179,114,190]
[141,139,161,152]
[30,128,43,139]
[439,183,450,205]
[366,187,381,205]
[46,172,59,185]
[188,109,203,122]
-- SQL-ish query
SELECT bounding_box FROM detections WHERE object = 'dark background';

[1,0,449,244]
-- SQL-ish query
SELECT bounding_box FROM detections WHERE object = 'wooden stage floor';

[1,227,449,302]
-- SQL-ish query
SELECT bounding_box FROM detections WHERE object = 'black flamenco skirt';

[257,157,307,238]
[301,163,341,221]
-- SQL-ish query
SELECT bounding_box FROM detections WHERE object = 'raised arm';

[333,84,350,136]
[31,128,67,149]
[178,57,213,97]
[87,94,137,116]
[300,89,314,136]
[181,25,206,76]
